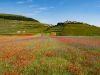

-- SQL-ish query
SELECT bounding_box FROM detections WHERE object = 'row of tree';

[0,14,38,22]
[57,22,84,26]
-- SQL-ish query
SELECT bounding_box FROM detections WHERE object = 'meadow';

[0,36,100,75]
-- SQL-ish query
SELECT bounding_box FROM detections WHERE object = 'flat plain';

[0,36,100,75]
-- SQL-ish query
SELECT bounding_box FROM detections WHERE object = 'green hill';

[45,22,100,36]
[0,13,100,36]
[0,13,49,35]
[0,13,38,22]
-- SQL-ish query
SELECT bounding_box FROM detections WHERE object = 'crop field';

[0,36,100,75]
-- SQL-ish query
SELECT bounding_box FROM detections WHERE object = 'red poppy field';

[0,36,100,75]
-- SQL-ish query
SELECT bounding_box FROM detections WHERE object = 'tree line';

[0,14,38,22]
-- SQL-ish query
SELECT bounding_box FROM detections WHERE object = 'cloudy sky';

[0,0,100,26]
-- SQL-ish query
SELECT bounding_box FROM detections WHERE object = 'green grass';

[45,23,100,36]
[0,13,100,36]
[0,18,48,35]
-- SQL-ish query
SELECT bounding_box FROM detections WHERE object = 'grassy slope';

[0,13,100,36]
[0,14,49,35]
[45,23,100,36]
[0,13,38,22]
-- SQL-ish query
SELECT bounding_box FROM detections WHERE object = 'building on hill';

[64,20,83,24]
[57,20,85,26]
[64,20,77,24]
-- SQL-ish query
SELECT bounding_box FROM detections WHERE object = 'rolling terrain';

[0,13,100,36]
[0,36,100,75]
[45,22,100,36]
[0,13,49,35]
[0,13,100,75]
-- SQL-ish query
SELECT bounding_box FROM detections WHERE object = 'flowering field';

[0,36,100,75]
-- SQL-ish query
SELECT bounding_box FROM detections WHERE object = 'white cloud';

[27,0,33,2]
[27,14,35,16]
[26,11,41,16]
[90,22,94,25]
[50,6,55,8]
[34,11,41,14]
[29,5,35,7]
[60,0,68,4]
[39,7,48,10]
[6,3,9,4]
[44,12,50,14]
[17,1,24,4]
[40,19,52,23]
[40,19,48,23]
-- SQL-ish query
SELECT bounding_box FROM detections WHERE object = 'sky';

[0,0,100,27]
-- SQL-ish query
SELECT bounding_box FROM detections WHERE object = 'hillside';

[0,13,49,35]
[0,13,38,22]
[0,13,100,36]
[45,21,100,36]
